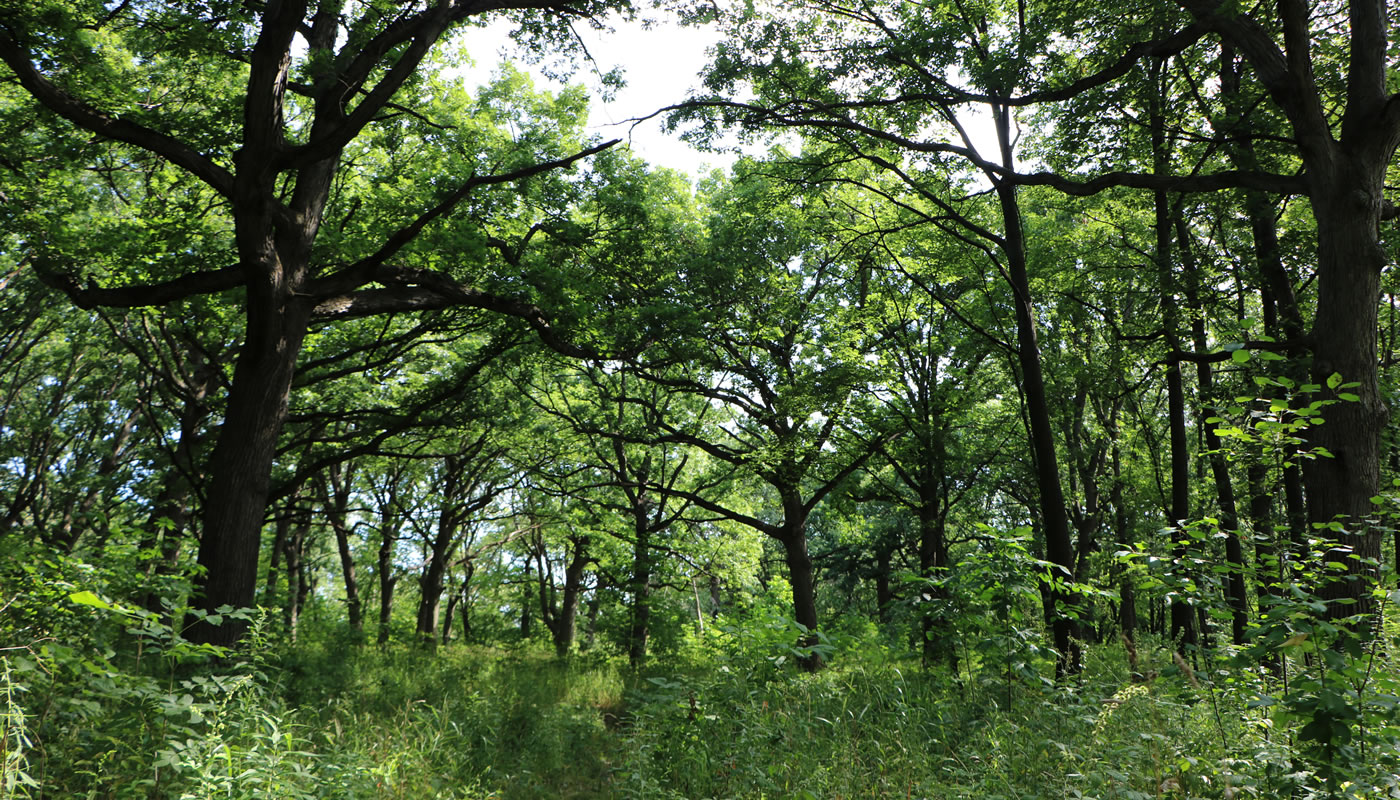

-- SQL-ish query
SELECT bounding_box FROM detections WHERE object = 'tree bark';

[780,491,823,671]
[1177,215,1249,644]
[627,507,653,669]
[324,461,364,635]
[553,536,590,658]
[996,159,1079,675]
[1178,0,1400,626]
[416,461,463,646]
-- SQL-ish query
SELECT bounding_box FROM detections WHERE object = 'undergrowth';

[5,548,1400,799]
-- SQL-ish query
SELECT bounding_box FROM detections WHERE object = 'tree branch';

[34,262,246,309]
[310,138,620,295]
[0,28,235,198]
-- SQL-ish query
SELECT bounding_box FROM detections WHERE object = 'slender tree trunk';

[416,458,464,645]
[874,541,894,623]
[1178,216,1248,644]
[325,462,364,635]
[628,506,653,669]
[520,558,533,640]
[283,514,310,642]
[1111,440,1137,642]
[1146,69,1196,651]
[996,167,1079,676]
[583,575,601,649]
[376,503,400,647]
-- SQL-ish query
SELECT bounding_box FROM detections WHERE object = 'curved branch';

[35,263,246,309]
[0,29,235,198]
[311,138,620,295]
[310,265,594,358]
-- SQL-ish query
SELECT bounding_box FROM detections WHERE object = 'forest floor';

[13,607,1400,798]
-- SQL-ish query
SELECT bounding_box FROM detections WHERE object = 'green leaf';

[68,590,111,610]
[1230,349,1251,364]
[1337,392,1360,402]
[1326,372,1343,390]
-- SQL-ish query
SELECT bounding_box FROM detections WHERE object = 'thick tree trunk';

[1306,179,1388,619]
[186,287,311,646]
[918,497,953,670]
[775,491,824,671]
[1186,0,1400,632]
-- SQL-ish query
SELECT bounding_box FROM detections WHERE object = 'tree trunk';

[779,494,822,671]
[416,458,465,645]
[874,541,894,623]
[918,496,953,670]
[283,514,311,643]
[553,537,590,658]
[996,170,1079,676]
[1145,66,1197,652]
[520,558,533,640]
[186,287,312,645]
[628,506,653,669]
[1184,0,1400,632]
[1111,440,1137,642]
[376,504,400,647]
[324,462,364,635]
[1178,216,1248,645]
[1305,168,1389,620]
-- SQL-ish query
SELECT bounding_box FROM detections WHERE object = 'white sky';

[451,11,1004,182]
[455,14,737,180]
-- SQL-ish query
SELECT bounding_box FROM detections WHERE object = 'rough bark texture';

[1178,0,1400,625]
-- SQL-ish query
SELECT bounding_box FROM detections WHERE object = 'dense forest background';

[2,0,1399,797]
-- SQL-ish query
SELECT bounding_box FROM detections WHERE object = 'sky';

[455,14,737,180]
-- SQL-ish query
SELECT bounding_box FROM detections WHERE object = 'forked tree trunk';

[325,462,363,635]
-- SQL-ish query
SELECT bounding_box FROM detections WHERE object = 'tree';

[614,161,895,670]
[0,0,633,645]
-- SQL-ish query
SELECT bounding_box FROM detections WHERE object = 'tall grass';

[15,595,1400,798]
